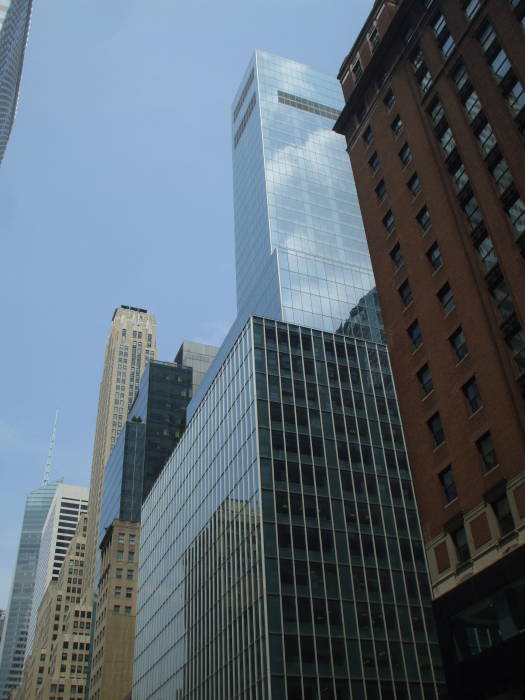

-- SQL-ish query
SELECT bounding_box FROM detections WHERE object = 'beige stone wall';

[84,307,157,596]
[89,520,140,700]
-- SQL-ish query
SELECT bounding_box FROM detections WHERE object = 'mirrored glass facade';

[134,318,444,700]
[0,0,33,164]
[0,482,58,699]
[232,51,383,343]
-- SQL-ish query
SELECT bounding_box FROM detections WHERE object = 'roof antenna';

[43,410,59,486]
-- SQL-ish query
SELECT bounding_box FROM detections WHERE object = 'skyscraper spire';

[42,410,58,486]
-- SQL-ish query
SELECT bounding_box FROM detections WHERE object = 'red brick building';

[335,1,525,697]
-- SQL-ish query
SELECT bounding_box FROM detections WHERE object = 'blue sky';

[0,0,372,607]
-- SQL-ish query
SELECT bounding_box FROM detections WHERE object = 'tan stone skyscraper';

[84,306,157,593]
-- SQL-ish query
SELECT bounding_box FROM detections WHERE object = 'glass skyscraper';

[232,50,383,342]
[133,54,445,699]
[0,482,58,699]
[0,0,33,164]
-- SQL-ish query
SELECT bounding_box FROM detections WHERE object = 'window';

[125,606,132,615]
[368,152,380,172]
[451,525,470,563]
[399,143,412,165]
[391,115,404,136]
[433,13,456,56]
[474,232,498,272]
[375,180,387,202]
[384,89,395,109]
[411,48,433,92]
[427,412,445,446]
[389,243,404,268]
[488,274,514,321]
[398,280,414,307]
[462,377,482,413]
[115,568,123,579]
[114,586,121,598]
[113,605,120,614]
[462,0,480,18]
[439,467,458,502]
[426,242,442,269]
[126,587,133,598]
[408,173,422,196]
[363,126,374,145]
[352,59,363,82]
[118,533,125,544]
[369,26,380,50]
[450,327,468,360]
[476,432,498,470]
[492,495,514,535]
[505,325,525,371]
[417,205,432,231]
[128,551,135,562]
[478,23,512,83]
[116,551,124,561]
[461,190,484,232]
[417,364,433,396]
[127,569,134,580]
[504,190,525,233]
[437,282,455,314]
[408,320,423,349]
[382,210,396,233]
[129,535,136,545]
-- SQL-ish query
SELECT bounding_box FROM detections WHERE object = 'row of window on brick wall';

[435,56,525,375]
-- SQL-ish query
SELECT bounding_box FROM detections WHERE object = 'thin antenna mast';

[43,410,59,486]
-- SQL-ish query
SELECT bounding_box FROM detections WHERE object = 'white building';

[25,484,89,660]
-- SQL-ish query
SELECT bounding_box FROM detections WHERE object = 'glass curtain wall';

[133,318,445,700]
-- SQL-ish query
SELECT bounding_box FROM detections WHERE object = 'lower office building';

[12,515,91,700]
[134,317,445,700]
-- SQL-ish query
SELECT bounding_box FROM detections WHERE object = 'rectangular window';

[389,243,404,268]
[426,242,443,269]
[411,48,433,92]
[115,568,123,579]
[427,412,445,446]
[488,275,515,321]
[504,190,525,233]
[114,586,121,598]
[368,152,380,172]
[113,605,120,614]
[363,126,374,145]
[476,432,498,470]
[391,115,404,136]
[369,26,380,50]
[492,495,514,535]
[417,364,433,396]
[383,89,395,109]
[116,551,124,561]
[352,59,363,82]
[127,569,134,580]
[382,210,396,233]
[505,325,525,371]
[462,377,482,413]
[439,466,458,502]
[118,533,125,544]
[408,173,422,196]
[408,320,423,349]
[417,205,432,231]
[126,588,133,598]
[129,535,136,545]
[375,180,387,202]
[433,13,456,56]
[438,282,455,314]
[128,551,135,562]
[474,232,498,272]
[450,327,468,360]
[125,606,132,615]
[399,143,412,165]
[398,280,414,307]
[451,525,470,563]
[463,0,481,18]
